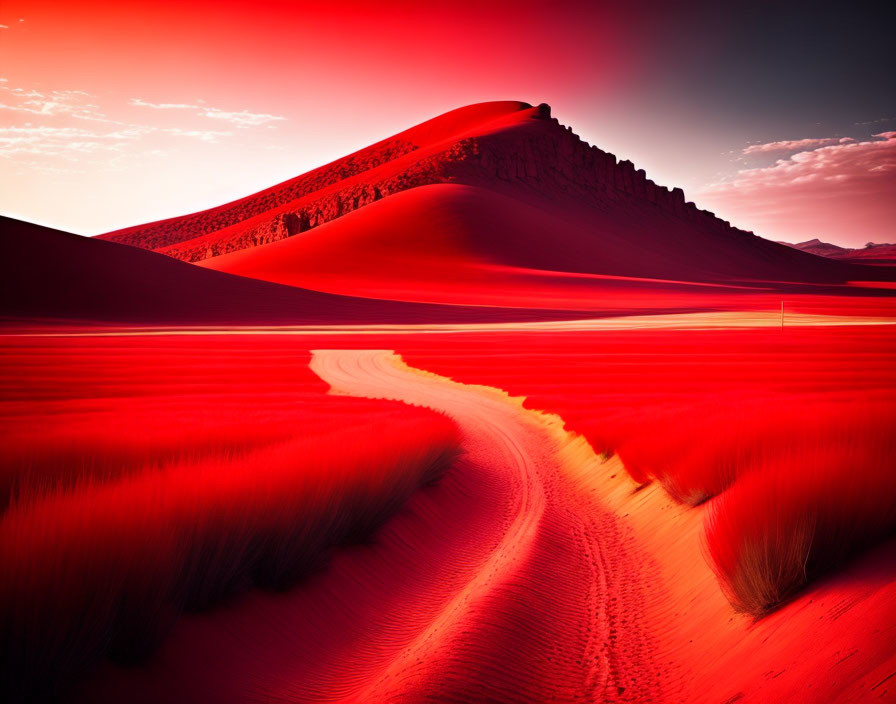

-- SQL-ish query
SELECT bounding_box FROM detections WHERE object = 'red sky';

[1,0,893,246]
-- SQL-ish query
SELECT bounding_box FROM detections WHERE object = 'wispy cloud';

[0,125,149,160]
[163,127,233,142]
[742,136,853,154]
[0,82,283,172]
[710,133,896,191]
[129,98,200,110]
[0,86,117,123]
[130,97,286,127]
[855,116,896,126]
[0,123,233,160]
[699,132,896,246]
[199,108,285,127]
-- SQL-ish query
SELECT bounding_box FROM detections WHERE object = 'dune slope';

[0,216,605,325]
[199,183,896,311]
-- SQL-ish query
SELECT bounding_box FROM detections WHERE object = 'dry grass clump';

[705,439,896,617]
[617,395,893,505]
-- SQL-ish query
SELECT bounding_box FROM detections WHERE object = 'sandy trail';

[74,346,894,703]
[308,349,665,702]
[78,347,664,703]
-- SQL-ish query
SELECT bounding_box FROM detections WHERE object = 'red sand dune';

[97,101,536,255]
[94,100,895,314]
[9,102,896,325]
[99,102,892,290]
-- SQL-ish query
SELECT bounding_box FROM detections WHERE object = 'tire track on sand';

[309,349,664,702]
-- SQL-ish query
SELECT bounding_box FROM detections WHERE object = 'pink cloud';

[698,133,896,247]
[742,136,854,154]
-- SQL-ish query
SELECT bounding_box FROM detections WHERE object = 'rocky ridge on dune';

[99,102,760,263]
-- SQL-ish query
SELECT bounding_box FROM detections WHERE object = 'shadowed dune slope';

[199,183,894,310]
[0,216,606,325]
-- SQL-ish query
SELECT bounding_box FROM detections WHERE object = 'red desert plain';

[2,101,895,703]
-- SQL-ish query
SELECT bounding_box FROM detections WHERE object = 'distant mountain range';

[780,239,896,265]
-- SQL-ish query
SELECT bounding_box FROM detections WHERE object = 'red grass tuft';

[617,394,896,505]
[704,439,896,616]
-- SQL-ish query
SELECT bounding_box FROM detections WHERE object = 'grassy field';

[0,335,460,700]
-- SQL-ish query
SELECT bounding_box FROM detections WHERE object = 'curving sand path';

[306,349,666,702]
[75,347,894,703]
[303,350,896,703]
